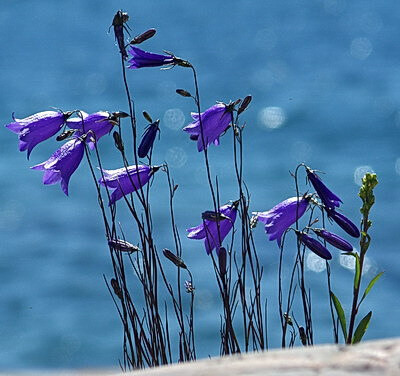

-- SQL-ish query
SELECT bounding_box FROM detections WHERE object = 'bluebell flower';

[312,228,353,252]
[5,110,71,159]
[66,111,116,149]
[326,209,360,238]
[183,103,232,152]
[138,120,160,158]
[99,165,160,205]
[31,137,84,195]
[187,202,238,255]
[296,231,332,260]
[128,47,177,69]
[306,166,342,210]
[254,196,310,247]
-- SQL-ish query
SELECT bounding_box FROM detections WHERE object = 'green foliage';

[331,292,347,340]
[358,272,384,308]
[352,311,372,344]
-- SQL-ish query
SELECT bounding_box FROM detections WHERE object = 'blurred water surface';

[1,0,400,370]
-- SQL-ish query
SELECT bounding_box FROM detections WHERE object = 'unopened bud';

[130,29,157,45]
[163,248,187,269]
[202,211,229,222]
[112,111,129,119]
[142,111,153,123]
[113,131,124,152]
[299,326,307,346]
[238,95,252,115]
[176,89,192,97]
[218,247,227,276]
[111,278,123,299]
[56,129,75,141]
[108,238,140,253]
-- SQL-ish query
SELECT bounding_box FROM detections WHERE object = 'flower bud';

[163,248,187,269]
[56,129,75,141]
[238,95,252,115]
[111,278,123,300]
[201,211,229,222]
[176,89,192,97]
[327,209,360,238]
[113,131,124,152]
[312,228,353,252]
[108,238,140,253]
[184,280,195,293]
[130,29,157,45]
[296,231,332,260]
[218,247,227,276]
[138,120,160,158]
[142,111,153,123]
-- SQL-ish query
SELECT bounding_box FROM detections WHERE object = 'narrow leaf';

[330,292,347,340]
[354,253,361,289]
[352,311,372,344]
[359,272,384,307]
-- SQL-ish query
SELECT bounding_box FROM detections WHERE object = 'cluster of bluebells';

[5,109,160,202]
[252,165,359,260]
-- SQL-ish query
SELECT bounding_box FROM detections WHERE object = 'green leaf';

[359,272,384,307]
[330,292,347,340]
[352,311,372,344]
[354,253,361,288]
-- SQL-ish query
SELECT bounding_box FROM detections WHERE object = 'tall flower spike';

[254,196,310,247]
[312,228,353,252]
[326,209,360,238]
[187,201,238,255]
[296,231,332,260]
[31,137,84,195]
[306,166,342,210]
[99,165,160,205]
[5,110,71,159]
[127,46,177,69]
[183,103,232,152]
[66,111,115,149]
[138,120,160,158]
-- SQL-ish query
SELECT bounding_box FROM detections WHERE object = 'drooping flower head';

[254,196,310,247]
[187,201,238,255]
[312,228,353,252]
[99,164,160,205]
[183,103,233,152]
[128,46,177,69]
[326,209,360,238]
[306,166,342,210]
[31,137,85,195]
[66,111,116,149]
[5,110,71,159]
[138,120,160,158]
[111,10,130,60]
[296,231,332,260]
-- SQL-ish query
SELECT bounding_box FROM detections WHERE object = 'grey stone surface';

[3,338,399,375]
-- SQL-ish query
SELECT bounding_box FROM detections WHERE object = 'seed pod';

[138,120,160,158]
[142,111,153,123]
[108,238,140,253]
[110,278,123,300]
[56,129,75,141]
[130,29,157,45]
[176,89,192,97]
[326,209,360,238]
[113,131,124,152]
[296,231,332,260]
[312,228,353,252]
[163,248,187,269]
[238,95,252,115]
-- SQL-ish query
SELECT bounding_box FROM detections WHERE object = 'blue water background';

[1,0,400,369]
